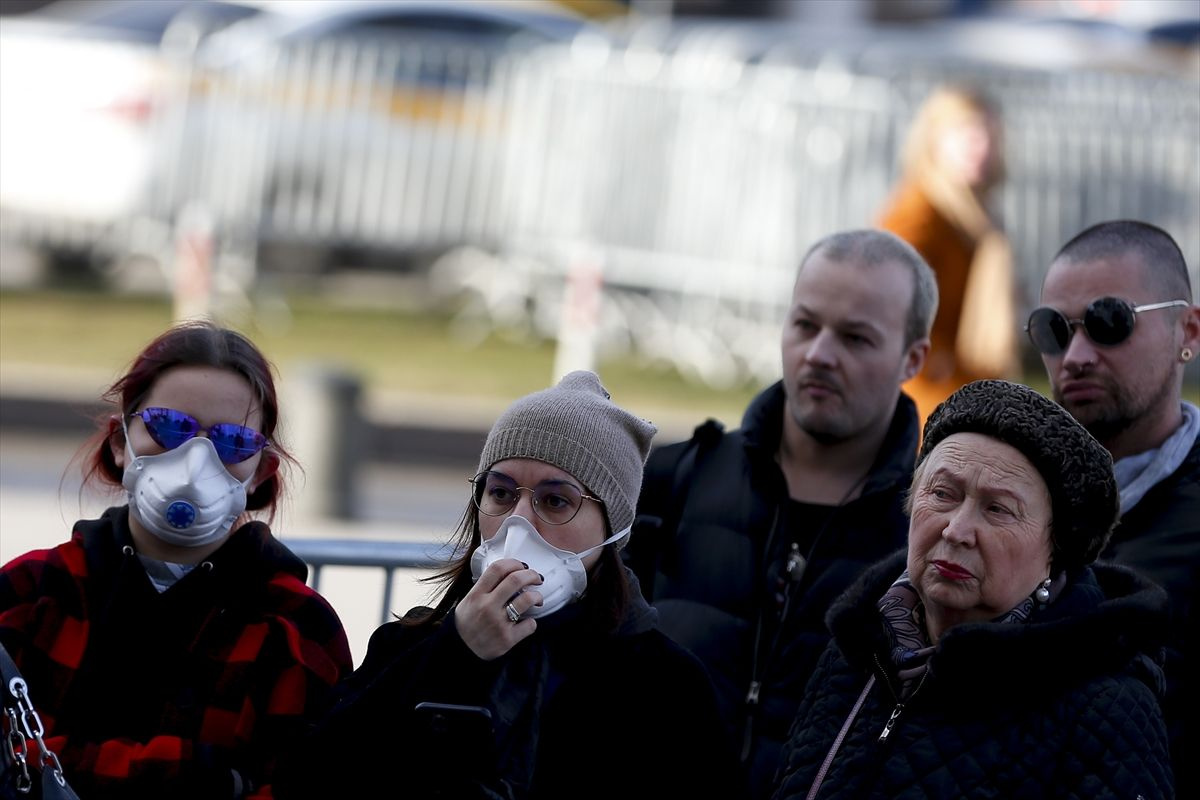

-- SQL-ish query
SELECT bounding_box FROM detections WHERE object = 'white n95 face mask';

[470,515,630,619]
[122,432,251,548]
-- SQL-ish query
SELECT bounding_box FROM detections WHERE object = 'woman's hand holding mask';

[456,558,543,660]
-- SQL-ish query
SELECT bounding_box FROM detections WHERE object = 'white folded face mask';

[122,429,250,548]
[469,515,629,619]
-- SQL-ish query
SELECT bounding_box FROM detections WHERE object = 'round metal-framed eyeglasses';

[469,470,602,526]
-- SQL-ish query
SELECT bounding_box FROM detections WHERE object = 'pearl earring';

[1183,347,1194,362]
[1035,578,1051,604]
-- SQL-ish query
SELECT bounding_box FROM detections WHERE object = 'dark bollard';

[287,366,364,520]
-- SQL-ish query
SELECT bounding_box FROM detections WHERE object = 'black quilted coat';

[772,551,1175,800]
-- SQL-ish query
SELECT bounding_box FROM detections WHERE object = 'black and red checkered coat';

[0,506,352,799]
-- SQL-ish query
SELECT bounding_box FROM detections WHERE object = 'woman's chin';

[921,579,978,614]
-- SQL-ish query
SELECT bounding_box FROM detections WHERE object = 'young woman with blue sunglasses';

[0,321,351,799]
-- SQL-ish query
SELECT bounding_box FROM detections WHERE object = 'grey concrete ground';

[0,430,471,666]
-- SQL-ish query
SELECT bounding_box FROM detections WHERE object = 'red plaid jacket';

[0,507,352,799]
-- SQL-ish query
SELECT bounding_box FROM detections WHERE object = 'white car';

[0,0,260,276]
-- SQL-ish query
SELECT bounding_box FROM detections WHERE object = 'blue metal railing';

[284,539,457,624]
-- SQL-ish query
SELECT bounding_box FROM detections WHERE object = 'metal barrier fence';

[450,45,1200,385]
[148,39,523,271]
[5,31,1197,386]
[284,538,454,624]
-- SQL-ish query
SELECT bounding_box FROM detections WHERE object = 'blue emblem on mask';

[165,500,197,529]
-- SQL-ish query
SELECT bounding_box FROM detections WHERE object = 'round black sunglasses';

[1025,296,1188,356]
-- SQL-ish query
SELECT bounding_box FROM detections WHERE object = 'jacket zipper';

[743,469,867,759]
[878,704,904,744]
[741,505,782,761]
[744,459,879,760]
[873,654,928,744]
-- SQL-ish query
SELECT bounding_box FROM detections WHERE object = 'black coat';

[276,582,738,800]
[772,552,1175,800]
[1102,429,1200,797]
[624,381,919,799]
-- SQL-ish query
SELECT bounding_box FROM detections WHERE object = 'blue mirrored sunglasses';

[129,407,269,465]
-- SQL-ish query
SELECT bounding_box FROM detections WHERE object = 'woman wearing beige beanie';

[278,372,740,799]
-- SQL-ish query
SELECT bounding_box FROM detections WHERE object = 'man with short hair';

[625,229,936,799]
[1033,219,1200,796]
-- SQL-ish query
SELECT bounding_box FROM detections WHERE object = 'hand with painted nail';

[455,557,543,660]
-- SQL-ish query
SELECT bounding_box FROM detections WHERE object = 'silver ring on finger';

[504,601,521,624]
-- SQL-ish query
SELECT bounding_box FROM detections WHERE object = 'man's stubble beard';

[1056,368,1175,448]
[792,399,855,445]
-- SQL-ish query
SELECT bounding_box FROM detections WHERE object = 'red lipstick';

[932,560,974,581]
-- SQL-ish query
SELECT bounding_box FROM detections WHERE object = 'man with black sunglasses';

[1034,219,1200,796]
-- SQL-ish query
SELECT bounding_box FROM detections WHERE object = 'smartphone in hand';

[412,702,499,787]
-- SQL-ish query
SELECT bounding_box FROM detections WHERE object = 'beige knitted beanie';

[477,371,657,533]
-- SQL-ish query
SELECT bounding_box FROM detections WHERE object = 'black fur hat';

[918,380,1118,572]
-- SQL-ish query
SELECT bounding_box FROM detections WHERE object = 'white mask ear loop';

[574,525,633,561]
[120,413,138,459]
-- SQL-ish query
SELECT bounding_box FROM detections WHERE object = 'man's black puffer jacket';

[625,382,919,798]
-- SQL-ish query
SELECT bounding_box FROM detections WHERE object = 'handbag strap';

[0,640,21,694]
[805,674,875,800]
[1,639,36,794]
[0,641,80,799]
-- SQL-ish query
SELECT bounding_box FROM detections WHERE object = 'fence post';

[172,203,214,321]
[552,248,604,381]
[287,366,363,520]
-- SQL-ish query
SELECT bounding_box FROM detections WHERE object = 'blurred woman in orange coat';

[879,86,1018,425]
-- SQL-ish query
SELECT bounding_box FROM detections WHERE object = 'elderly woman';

[277,371,739,799]
[773,380,1174,800]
